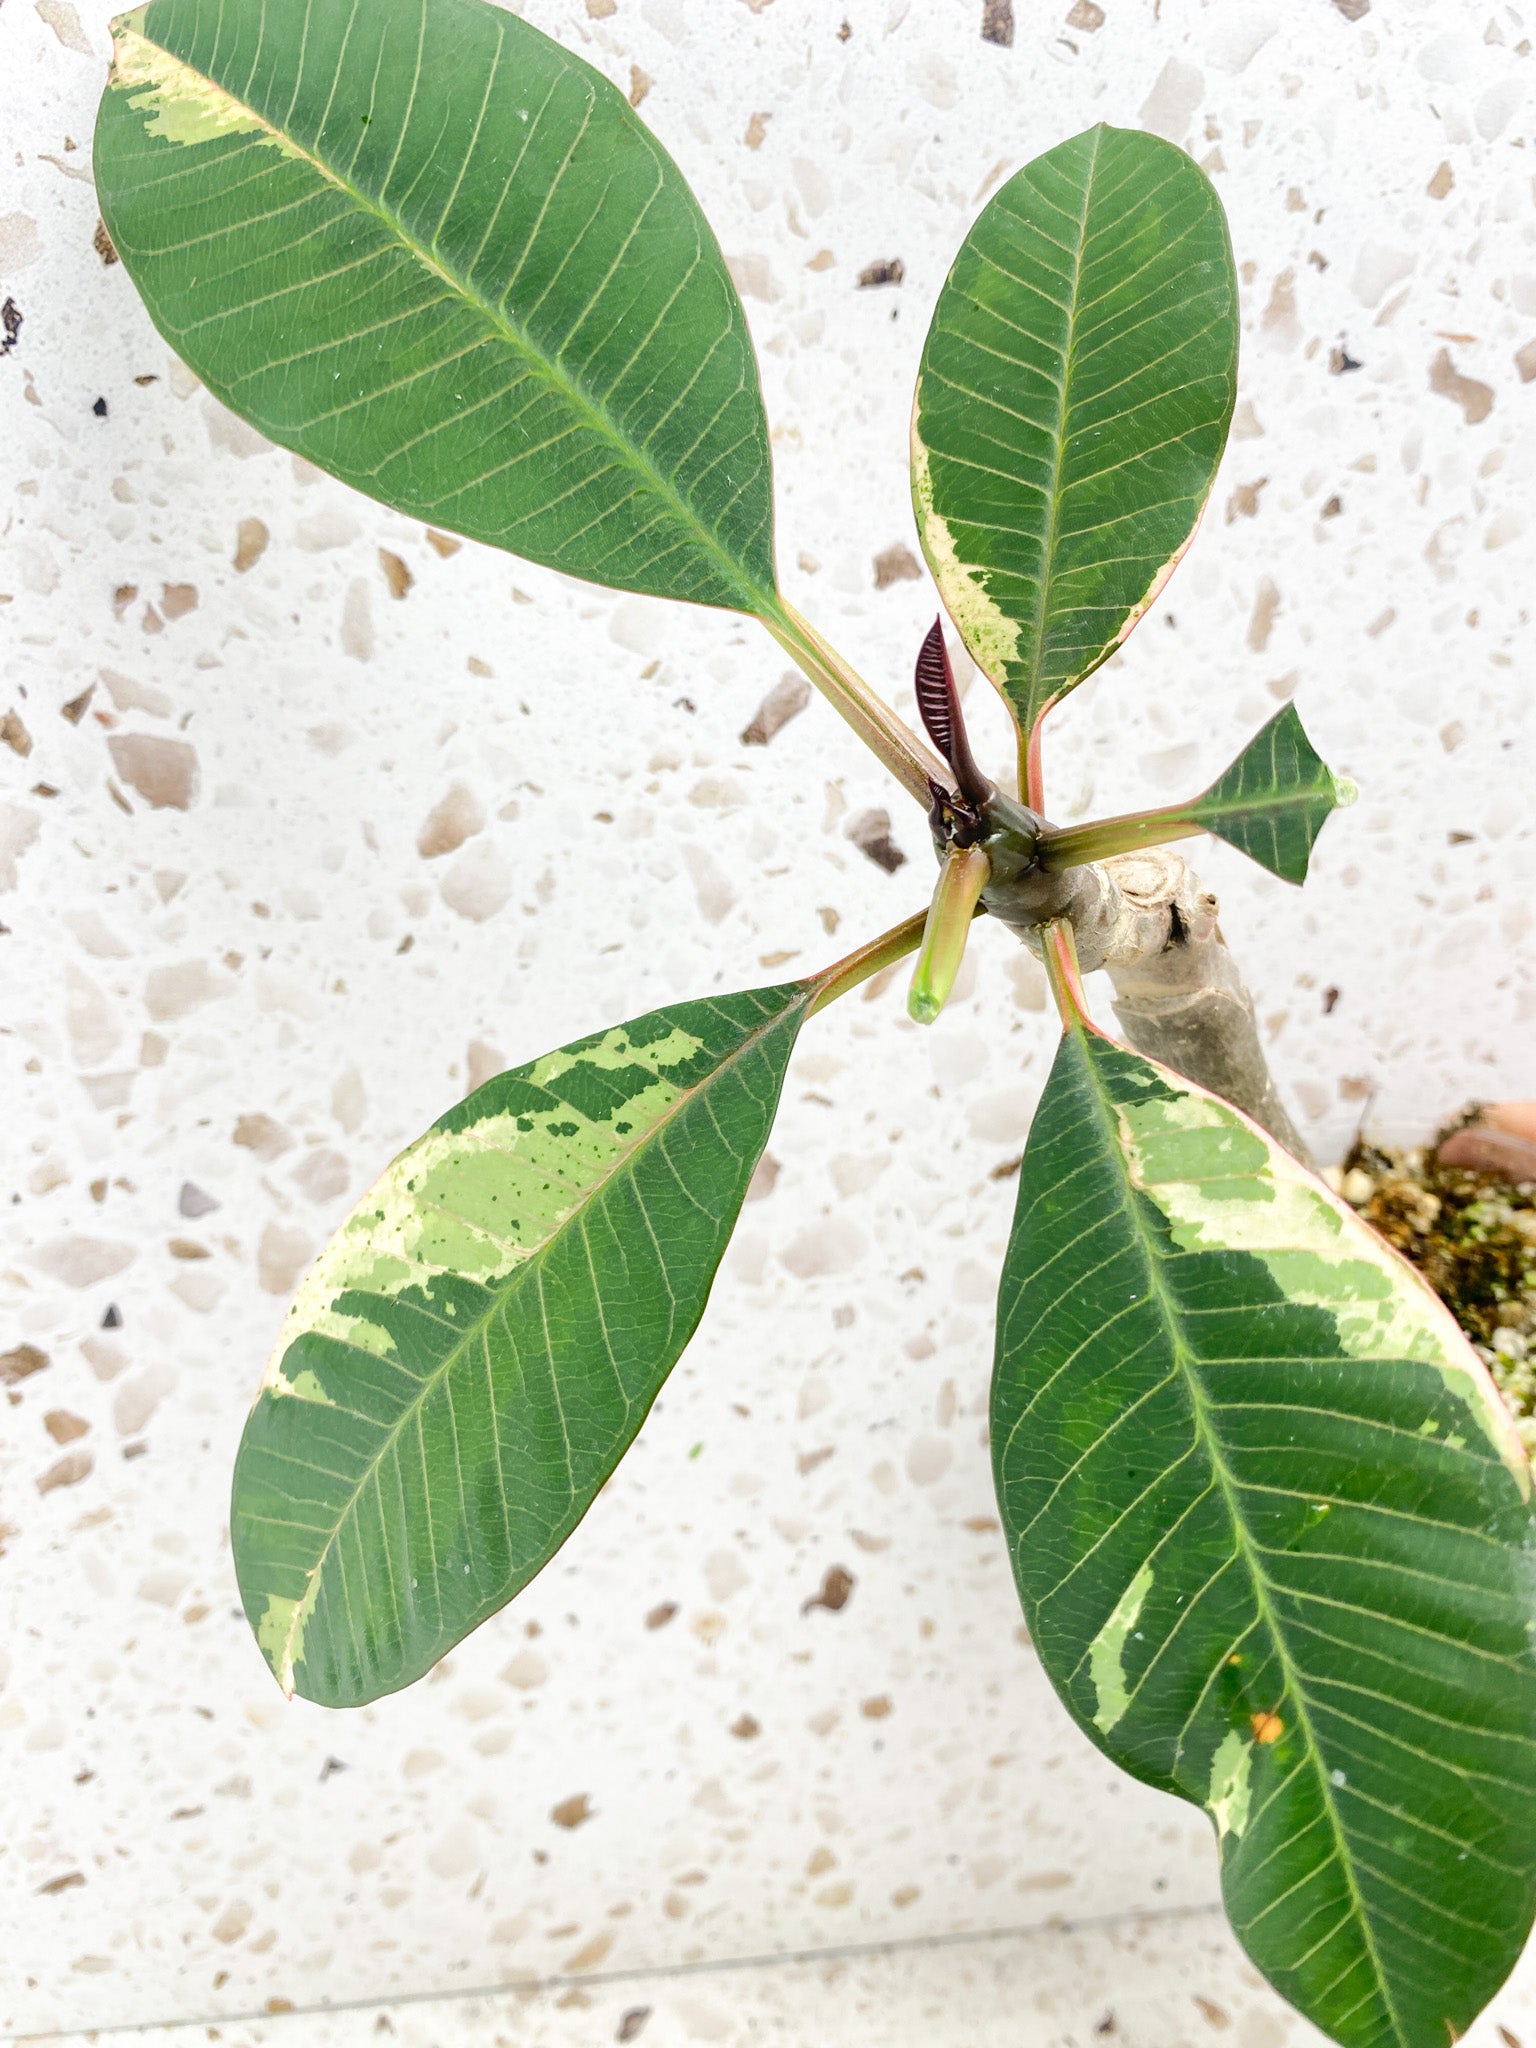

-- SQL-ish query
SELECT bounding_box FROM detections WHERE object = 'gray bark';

[981,844,1311,1163]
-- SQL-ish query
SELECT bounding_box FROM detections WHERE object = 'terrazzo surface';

[3,0,1534,2039]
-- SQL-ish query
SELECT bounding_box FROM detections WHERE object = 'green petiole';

[1034,803,1207,872]
[759,594,947,810]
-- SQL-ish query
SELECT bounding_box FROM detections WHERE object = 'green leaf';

[232,983,813,1707]
[1188,705,1357,884]
[95,0,775,611]
[1034,704,1357,885]
[911,125,1237,736]
[994,1025,1536,2046]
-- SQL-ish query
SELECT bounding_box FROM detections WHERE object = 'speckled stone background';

[3,0,1534,2042]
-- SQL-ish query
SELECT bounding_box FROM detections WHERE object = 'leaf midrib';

[1196,788,1328,824]
[1193,788,1331,843]
[1020,126,1101,724]
[1076,1029,1409,2047]
[117,18,772,611]
[268,993,809,1678]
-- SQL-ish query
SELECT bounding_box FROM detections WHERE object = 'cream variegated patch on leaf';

[232,985,815,1706]
[911,125,1238,737]
[993,1025,1536,2048]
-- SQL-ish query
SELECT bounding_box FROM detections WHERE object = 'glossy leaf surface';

[95,0,775,609]
[233,984,813,1706]
[912,125,1237,734]
[994,1025,1536,2046]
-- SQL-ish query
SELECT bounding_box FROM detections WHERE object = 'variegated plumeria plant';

[95,2,1536,2040]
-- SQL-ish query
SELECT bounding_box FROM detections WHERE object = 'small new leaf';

[233,984,814,1707]
[911,125,1237,736]
[1033,705,1354,884]
[994,1025,1536,2046]
[1190,704,1356,884]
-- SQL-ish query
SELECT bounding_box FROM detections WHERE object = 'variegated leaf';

[232,985,813,1707]
[994,1024,1536,2046]
[911,125,1237,736]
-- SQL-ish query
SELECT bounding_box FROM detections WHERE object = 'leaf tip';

[105,6,281,152]
[250,1586,312,1704]
[907,982,943,1026]
[107,2,147,44]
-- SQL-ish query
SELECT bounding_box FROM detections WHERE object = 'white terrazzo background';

[2,0,1534,2041]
